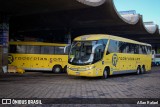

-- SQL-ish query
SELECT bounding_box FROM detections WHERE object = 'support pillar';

[64,30,71,44]
[0,45,2,73]
[154,46,158,54]
[0,14,9,73]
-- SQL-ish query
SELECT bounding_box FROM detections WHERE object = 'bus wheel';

[156,62,159,66]
[136,66,141,75]
[52,65,62,73]
[102,69,109,79]
[141,66,146,74]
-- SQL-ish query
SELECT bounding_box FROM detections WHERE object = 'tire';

[156,62,159,66]
[52,65,62,73]
[63,66,67,73]
[136,66,141,75]
[102,68,109,79]
[141,66,146,74]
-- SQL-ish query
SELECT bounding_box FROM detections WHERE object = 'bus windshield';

[69,40,107,65]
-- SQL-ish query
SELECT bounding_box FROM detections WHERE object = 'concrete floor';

[0,66,160,106]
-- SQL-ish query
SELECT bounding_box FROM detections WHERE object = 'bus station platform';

[0,67,159,99]
[0,67,160,106]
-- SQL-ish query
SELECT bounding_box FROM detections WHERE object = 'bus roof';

[74,34,151,46]
[9,41,67,46]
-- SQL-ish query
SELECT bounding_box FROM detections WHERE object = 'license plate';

[76,72,80,75]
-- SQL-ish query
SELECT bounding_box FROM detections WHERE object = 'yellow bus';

[8,41,70,73]
[67,34,152,78]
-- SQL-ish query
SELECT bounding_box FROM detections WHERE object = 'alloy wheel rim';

[104,70,107,78]
[142,68,144,73]
[55,68,60,72]
[137,68,140,74]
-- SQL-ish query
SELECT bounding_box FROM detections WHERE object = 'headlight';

[67,66,71,69]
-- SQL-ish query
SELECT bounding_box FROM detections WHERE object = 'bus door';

[107,40,121,74]
[92,44,105,76]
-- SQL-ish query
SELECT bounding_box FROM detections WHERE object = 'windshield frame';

[68,39,108,65]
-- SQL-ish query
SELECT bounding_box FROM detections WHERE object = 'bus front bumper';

[67,69,95,77]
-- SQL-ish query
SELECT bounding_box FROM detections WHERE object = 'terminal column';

[64,31,71,44]
[0,14,9,73]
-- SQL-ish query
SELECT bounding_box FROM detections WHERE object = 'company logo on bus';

[112,54,118,66]
[8,54,14,64]
[8,56,62,62]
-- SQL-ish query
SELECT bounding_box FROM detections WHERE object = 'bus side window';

[139,45,147,54]
[146,46,151,54]
[41,46,54,54]
[142,45,147,54]
[41,46,49,54]
[107,40,118,55]
[26,46,40,54]
[125,43,130,53]
[17,45,26,54]
[55,46,65,54]
[139,45,143,54]
[119,42,127,53]
[128,43,135,54]
[49,47,54,54]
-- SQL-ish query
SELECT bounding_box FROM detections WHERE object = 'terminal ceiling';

[0,0,160,47]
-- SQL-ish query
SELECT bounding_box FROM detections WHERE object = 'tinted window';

[142,45,147,54]
[26,46,40,54]
[128,43,135,54]
[134,44,139,54]
[107,40,118,54]
[119,42,127,53]
[118,42,139,54]
[146,46,151,54]
[103,39,108,45]
[41,46,54,54]
[139,45,147,54]
[55,46,65,54]
[139,45,143,54]
[108,40,150,55]
[97,40,103,44]
[17,45,26,54]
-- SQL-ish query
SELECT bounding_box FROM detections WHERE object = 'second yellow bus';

[8,41,70,73]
